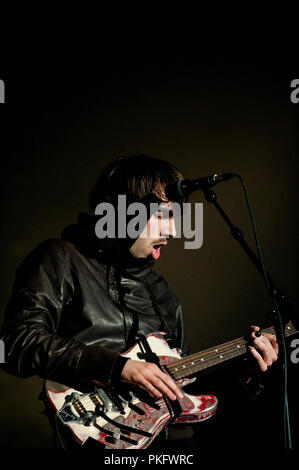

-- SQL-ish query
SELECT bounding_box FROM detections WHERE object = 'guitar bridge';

[57,392,91,425]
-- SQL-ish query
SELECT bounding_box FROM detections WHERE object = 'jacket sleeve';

[0,240,121,386]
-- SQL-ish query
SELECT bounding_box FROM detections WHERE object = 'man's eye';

[155,210,172,219]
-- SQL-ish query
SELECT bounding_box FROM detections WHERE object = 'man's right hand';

[120,359,184,401]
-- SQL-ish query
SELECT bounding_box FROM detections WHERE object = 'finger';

[249,325,261,339]
[156,370,183,399]
[150,369,183,400]
[249,328,278,357]
[145,367,183,400]
[257,335,278,360]
[150,376,178,401]
[263,333,279,355]
[139,363,183,400]
[251,336,278,365]
[138,378,163,399]
[248,345,267,372]
[137,365,177,400]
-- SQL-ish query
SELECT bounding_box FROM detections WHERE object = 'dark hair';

[89,154,184,210]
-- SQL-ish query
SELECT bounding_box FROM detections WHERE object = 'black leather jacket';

[0,214,189,390]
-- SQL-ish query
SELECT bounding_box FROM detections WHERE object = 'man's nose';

[162,217,176,238]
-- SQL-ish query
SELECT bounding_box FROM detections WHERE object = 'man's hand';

[120,359,184,401]
[247,325,279,372]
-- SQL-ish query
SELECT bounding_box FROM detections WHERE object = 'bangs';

[89,154,187,210]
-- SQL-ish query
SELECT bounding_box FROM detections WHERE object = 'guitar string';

[77,324,297,405]
[171,336,249,368]
[167,324,297,377]
[168,327,297,379]
[66,323,297,408]
[167,334,252,373]
[167,346,246,379]
[167,323,297,378]
[76,324,296,409]
[168,323,296,369]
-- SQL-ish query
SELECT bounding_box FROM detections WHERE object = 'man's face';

[129,201,177,260]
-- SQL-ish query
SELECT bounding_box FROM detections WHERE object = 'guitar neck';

[166,321,297,381]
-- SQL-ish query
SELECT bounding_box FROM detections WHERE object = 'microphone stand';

[203,188,295,450]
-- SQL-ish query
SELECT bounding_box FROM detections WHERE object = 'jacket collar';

[61,213,155,278]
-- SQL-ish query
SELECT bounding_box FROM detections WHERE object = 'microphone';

[164,173,236,200]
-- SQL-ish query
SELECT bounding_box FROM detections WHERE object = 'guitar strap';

[114,268,180,351]
[137,282,184,424]
[137,334,161,365]
[136,334,182,423]
[143,280,180,351]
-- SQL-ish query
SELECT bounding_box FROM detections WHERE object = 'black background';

[0,42,298,454]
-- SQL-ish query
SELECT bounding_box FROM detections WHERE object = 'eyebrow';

[159,201,174,209]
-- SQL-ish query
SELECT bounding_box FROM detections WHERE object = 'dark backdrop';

[0,43,298,451]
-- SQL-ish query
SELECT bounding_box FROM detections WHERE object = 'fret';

[167,321,297,381]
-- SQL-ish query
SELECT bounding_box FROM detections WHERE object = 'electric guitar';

[45,321,297,449]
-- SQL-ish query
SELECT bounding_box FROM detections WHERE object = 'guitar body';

[45,332,218,449]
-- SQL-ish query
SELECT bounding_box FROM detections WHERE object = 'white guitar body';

[45,332,218,449]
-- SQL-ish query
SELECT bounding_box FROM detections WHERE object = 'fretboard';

[166,322,297,381]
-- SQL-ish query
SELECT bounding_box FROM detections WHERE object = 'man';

[0,154,278,449]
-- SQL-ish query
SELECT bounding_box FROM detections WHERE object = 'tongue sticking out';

[152,245,161,260]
